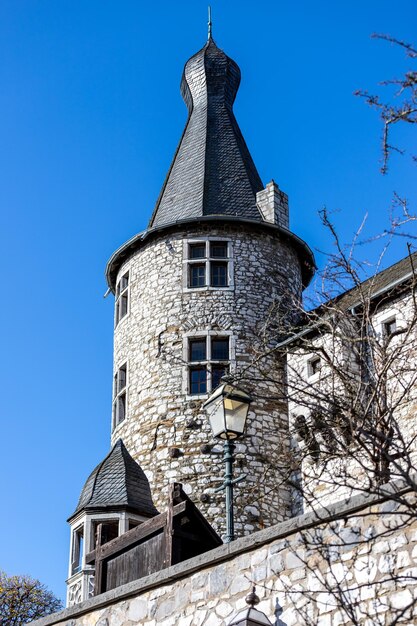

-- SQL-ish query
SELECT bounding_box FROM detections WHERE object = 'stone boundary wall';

[32,484,417,626]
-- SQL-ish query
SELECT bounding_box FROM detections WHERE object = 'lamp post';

[227,587,273,626]
[203,383,252,543]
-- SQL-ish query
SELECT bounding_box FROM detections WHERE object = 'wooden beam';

[97,512,167,560]
[164,484,174,568]
[85,549,96,565]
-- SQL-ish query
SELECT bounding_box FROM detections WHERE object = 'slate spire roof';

[70,439,159,520]
[148,35,264,229]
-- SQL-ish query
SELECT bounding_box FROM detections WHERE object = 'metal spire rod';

[208,6,212,40]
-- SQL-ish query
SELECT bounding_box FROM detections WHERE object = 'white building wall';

[288,287,417,510]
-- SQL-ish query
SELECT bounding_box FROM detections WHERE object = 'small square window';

[129,519,141,531]
[211,262,228,287]
[210,241,228,258]
[189,339,207,362]
[212,364,228,389]
[190,367,207,394]
[189,264,206,288]
[189,243,206,259]
[308,357,321,377]
[93,521,119,548]
[212,337,229,360]
[383,317,397,337]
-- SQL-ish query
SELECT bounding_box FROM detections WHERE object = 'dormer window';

[184,239,233,290]
[115,271,129,326]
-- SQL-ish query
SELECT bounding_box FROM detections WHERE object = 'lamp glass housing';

[203,383,252,440]
[227,606,273,625]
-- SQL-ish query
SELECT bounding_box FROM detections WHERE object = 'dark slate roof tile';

[332,251,417,311]
[71,439,159,519]
[148,37,264,229]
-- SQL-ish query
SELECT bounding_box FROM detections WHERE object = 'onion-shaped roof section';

[148,36,264,229]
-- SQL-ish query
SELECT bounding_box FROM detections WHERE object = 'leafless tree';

[232,35,417,625]
[234,208,417,624]
[355,34,416,175]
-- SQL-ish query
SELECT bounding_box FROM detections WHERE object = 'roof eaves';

[348,271,415,312]
[105,217,316,292]
[285,257,417,347]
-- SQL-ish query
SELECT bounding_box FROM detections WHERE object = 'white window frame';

[115,270,130,327]
[183,330,235,398]
[71,523,85,575]
[91,518,120,550]
[112,362,128,430]
[382,315,397,337]
[183,238,234,292]
[377,306,406,341]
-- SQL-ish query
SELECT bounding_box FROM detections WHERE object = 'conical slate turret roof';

[69,439,159,520]
[148,36,264,229]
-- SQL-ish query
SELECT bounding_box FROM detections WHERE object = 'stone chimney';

[256,180,289,229]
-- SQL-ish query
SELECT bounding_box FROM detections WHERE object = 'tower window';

[211,262,228,287]
[115,271,129,326]
[189,243,206,259]
[190,264,206,288]
[184,239,233,290]
[113,363,127,429]
[189,339,207,361]
[190,367,207,395]
[71,526,84,575]
[187,335,230,395]
[93,520,119,548]
[210,241,228,258]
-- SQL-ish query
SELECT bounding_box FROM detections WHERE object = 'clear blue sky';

[0,0,416,603]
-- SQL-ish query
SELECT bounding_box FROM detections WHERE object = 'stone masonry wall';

[111,222,303,538]
[32,487,417,626]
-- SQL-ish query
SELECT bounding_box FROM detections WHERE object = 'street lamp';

[227,587,273,626]
[203,383,252,543]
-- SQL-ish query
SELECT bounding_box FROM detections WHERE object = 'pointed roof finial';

[208,5,212,40]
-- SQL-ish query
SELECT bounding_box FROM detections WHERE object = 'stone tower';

[104,34,314,537]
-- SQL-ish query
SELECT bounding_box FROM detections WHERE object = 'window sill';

[114,313,130,330]
[183,286,234,293]
[186,393,209,401]
[112,418,127,434]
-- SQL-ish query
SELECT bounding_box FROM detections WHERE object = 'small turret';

[66,440,158,606]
